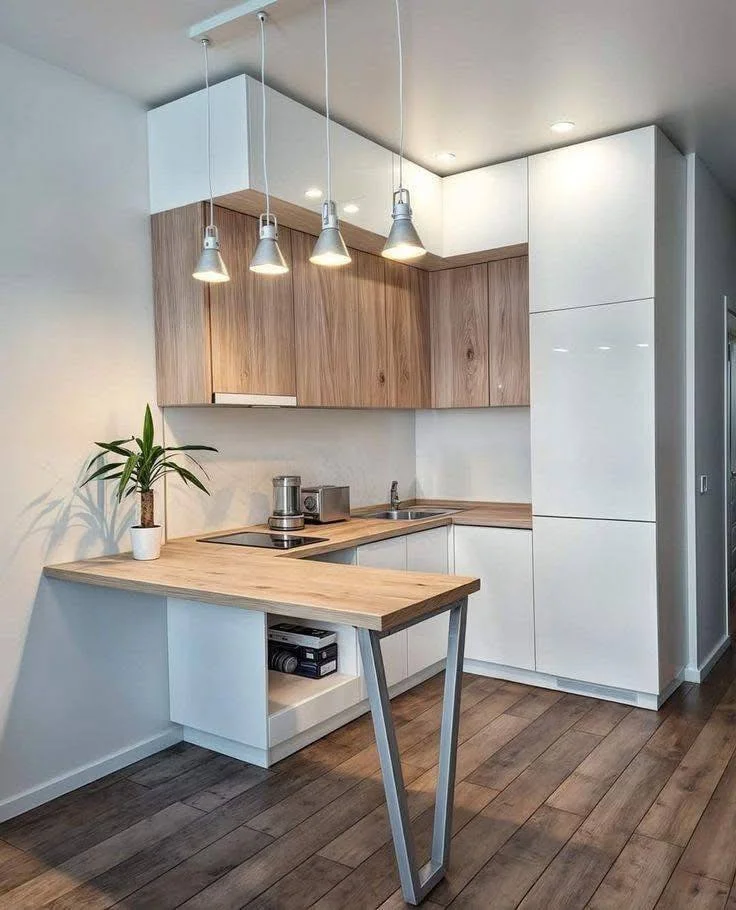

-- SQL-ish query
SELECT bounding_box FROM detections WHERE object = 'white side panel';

[454,527,535,670]
[148,75,250,213]
[529,127,655,312]
[356,536,408,687]
[167,598,268,749]
[530,299,656,521]
[406,527,450,676]
[442,158,528,256]
[394,156,444,256]
[533,517,659,693]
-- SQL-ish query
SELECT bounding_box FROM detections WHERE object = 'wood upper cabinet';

[488,256,529,406]
[430,264,490,408]
[354,252,389,408]
[152,203,296,406]
[209,207,295,398]
[385,262,431,408]
[292,231,361,407]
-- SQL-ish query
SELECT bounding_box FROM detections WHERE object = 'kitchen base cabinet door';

[356,536,408,687]
[454,526,534,670]
[533,517,659,693]
[406,527,450,676]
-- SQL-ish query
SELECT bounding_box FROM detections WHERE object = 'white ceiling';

[2,0,736,192]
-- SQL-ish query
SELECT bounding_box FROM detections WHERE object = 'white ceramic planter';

[130,525,163,560]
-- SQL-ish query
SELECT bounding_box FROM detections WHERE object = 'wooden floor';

[4,653,736,910]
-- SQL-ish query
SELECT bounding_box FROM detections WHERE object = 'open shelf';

[267,669,363,748]
[268,670,359,715]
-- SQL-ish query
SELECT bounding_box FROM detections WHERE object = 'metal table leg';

[357,597,468,906]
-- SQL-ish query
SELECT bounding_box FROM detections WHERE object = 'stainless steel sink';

[364,508,458,521]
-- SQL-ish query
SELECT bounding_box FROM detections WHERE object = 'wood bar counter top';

[43,501,530,632]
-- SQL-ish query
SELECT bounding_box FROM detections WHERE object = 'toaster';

[301,485,351,523]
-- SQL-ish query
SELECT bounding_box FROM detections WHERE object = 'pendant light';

[250,12,289,275]
[310,0,351,267]
[193,38,230,283]
[382,0,426,262]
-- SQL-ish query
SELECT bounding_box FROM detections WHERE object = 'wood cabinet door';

[292,231,361,407]
[355,252,389,407]
[208,207,296,397]
[488,256,530,406]
[430,264,490,408]
[152,204,212,406]
[385,262,431,408]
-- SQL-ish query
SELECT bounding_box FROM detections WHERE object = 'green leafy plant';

[81,404,217,528]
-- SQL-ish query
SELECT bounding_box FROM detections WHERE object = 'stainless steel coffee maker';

[268,475,305,531]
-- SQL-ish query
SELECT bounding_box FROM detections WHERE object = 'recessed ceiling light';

[433,151,457,164]
[343,202,360,214]
[553,347,569,353]
[637,343,650,348]
[304,187,323,200]
[597,345,612,351]
[550,120,575,134]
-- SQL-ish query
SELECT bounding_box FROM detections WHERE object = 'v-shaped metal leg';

[358,598,467,906]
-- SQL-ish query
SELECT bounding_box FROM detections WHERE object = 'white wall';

[686,155,736,671]
[163,408,417,538]
[414,409,531,502]
[0,43,174,820]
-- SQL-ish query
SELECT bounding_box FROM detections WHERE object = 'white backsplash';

[163,407,417,538]
[415,408,531,502]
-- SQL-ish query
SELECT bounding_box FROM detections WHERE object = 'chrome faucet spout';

[390,481,399,510]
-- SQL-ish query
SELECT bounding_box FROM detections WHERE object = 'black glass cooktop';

[199,531,329,550]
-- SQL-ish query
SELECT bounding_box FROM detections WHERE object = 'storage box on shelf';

[528,125,688,704]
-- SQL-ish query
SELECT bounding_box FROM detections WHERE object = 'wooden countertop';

[43,501,530,632]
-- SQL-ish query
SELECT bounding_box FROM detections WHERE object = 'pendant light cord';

[259,14,271,220]
[202,38,214,228]
[323,0,332,204]
[395,0,404,192]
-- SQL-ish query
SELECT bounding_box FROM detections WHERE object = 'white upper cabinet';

[529,127,656,313]
[442,158,528,257]
[530,298,656,522]
[148,74,396,240]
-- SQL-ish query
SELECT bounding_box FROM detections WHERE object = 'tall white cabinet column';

[529,126,687,703]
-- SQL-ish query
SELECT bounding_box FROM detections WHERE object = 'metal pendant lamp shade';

[310,201,351,266]
[251,214,289,275]
[382,188,426,261]
[193,225,230,282]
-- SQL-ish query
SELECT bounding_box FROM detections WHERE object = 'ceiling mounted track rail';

[188,0,279,41]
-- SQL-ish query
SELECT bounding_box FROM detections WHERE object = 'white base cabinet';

[454,526,535,671]
[356,527,451,685]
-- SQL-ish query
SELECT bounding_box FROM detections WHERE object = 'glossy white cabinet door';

[530,299,656,522]
[442,159,528,256]
[529,127,655,312]
[454,527,534,670]
[406,527,450,676]
[356,536,408,687]
[533,517,659,693]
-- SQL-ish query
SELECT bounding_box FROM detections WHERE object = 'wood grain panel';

[354,251,389,407]
[151,204,211,406]
[385,262,431,407]
[488,255,530,407]
[430,264,490,408]
[209,207,296,397]
[292,231,361,407]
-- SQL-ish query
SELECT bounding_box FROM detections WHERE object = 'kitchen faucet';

[390,480,399,510]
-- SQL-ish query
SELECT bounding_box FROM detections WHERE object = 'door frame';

[724,298,736,634]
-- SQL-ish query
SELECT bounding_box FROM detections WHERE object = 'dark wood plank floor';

[4,650,736,909]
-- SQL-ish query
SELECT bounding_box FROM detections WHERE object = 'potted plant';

[81,404,217,560]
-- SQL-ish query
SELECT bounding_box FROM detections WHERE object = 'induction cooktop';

[199,531,329,550]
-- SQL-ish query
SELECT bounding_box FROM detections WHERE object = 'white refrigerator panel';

[533,517,659,693]
[531,299,656,521]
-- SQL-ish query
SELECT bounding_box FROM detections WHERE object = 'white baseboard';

[463,659,671,711]
[682,634,731,683]
[0,727,182,824]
